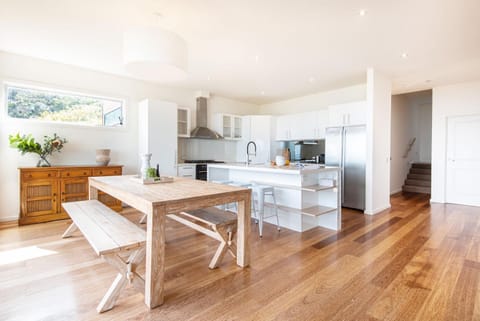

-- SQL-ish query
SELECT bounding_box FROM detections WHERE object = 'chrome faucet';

[246,141,257,166]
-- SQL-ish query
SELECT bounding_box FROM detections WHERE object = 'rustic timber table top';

[88,175,251,310]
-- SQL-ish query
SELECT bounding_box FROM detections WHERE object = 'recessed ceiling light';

[207,76,211,81]
[260,91,265,96]
[309,76,316,83]
[359,9,367,16]
[401,52,409,59]
[254,55,260,63]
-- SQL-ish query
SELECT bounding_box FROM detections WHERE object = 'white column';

[365,68,392,215]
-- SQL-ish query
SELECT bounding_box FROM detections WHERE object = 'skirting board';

[0,219,19,230]
[364,204,391,215]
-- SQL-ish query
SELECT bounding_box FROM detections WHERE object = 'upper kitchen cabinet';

[275,114,301,140]
[138,99,178,176]
[328,101,367,127]
[275,110,328,140]
[214,113,243,140]
[177,107,191,137]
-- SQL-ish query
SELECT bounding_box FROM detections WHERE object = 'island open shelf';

[207,163,341,232]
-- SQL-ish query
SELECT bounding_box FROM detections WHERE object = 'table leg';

[89,184,98,200]
[144,205,166,308]
[236,191,251,267]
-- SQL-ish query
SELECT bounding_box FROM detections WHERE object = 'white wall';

[390,95,416,194]
[431,81,480,203]
[259,84,366,115]
[0,51,257,221]
[365,68,392,215]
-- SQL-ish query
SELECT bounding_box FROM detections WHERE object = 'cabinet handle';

[83,172,87,175]
[29,174,32,178]
[66,173,70,176]
[48,173,51,177]
[61,192,65,195]
[99,171,103,175]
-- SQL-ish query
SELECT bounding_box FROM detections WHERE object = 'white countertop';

[207,162,339,175]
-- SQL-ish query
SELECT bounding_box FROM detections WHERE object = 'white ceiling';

[0,0,479,104]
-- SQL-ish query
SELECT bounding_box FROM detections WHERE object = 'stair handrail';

[403,137,416,158]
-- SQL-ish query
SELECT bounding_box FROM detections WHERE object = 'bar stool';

[228,182,254,213]
[251,184,280,237]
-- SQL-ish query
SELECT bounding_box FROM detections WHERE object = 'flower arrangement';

[9,133,67,167]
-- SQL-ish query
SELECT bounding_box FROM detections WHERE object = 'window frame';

[3,82,127,129]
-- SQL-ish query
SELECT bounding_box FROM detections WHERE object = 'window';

[5,84,125,127]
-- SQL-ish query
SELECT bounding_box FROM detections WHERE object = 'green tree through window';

[6,85,124,127]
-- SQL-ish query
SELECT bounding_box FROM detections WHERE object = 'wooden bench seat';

[62,200,146,313]
[167,207,237,269]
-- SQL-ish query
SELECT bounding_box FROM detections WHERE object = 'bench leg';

[62,223,78,238]
[97,272,128,313]
[209,226,236,269]
[97,248,146,313]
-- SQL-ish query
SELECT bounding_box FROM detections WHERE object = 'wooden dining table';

[88,175,251,309]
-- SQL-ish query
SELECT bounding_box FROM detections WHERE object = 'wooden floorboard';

[1,193,480,320]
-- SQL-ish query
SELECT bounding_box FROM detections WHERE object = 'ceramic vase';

[140,153,152,179]
[96,149,111,166]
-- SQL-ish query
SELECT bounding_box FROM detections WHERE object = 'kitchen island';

[208,163,341,232]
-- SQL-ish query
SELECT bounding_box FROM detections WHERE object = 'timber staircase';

[402,163,431,194]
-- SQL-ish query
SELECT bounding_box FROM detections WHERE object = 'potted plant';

[9,133,67,167]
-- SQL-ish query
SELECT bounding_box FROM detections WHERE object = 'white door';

[446,115,480,206]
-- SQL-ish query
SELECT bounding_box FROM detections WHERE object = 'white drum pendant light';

[123,27,188,82]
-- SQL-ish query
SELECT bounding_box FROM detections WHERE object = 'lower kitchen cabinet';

[19,165,123,225]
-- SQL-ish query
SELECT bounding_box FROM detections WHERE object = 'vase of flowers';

[9,133,67,167]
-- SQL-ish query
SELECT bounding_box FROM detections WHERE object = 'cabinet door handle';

[66,173,70,176]
[48,173,51,177]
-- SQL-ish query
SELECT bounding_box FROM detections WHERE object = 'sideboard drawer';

[60,168,92,178]
[22,170,58,180]
[93,167,122,176]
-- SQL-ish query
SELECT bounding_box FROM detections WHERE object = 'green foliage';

[9,133,67,166]
[8,133,42,155]
[40,104,102,125]
[7,86,103,124]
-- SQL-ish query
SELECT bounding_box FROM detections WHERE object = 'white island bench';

[208,163,341,232]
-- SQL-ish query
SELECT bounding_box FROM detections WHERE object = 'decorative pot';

[140,153,152,179]
[96,149,111,166]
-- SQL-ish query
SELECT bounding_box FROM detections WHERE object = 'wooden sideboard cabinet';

[19,165,123,225]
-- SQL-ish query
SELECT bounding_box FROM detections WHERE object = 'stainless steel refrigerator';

[325,125,366,210]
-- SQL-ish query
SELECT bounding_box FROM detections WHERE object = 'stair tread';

[402,185,431,194]
[405,179,431,187]
[411,163,431,169]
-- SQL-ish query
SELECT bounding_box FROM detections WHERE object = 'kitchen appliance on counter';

[325,125,366,211]
[184,160,225,181]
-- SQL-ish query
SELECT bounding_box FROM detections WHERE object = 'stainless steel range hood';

[190,95,223,139]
